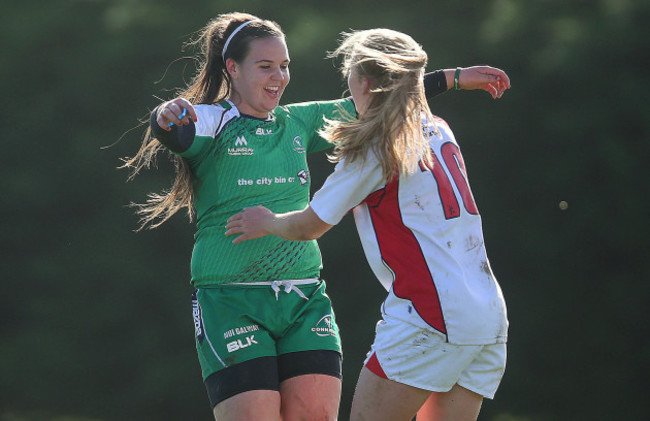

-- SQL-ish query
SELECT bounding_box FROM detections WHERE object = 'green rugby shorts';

[192,279,342,380]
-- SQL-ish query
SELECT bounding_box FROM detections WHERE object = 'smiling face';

[227,36,290,118]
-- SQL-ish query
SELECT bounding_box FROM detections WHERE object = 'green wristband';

[454,67,461,90]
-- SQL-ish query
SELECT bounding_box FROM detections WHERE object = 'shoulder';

[311,151,385,224]
[194,102,240,137]
[431,114,451,131]
[336,149,382,182]
[432,114,448,126]
[426,114,456,143]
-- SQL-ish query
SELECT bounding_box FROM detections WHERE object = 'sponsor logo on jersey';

[422,118,442,138]
[228,136,254,155]
[223,323,262,352]
[311,314,337,337]
[256,127,273,135]
[292,135,305,153]
[297,169,309,186]
[192,292,205,344]
[226,335,258,353]
[223,324,261,339]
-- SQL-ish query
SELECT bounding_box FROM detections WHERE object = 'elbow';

[290,226,326,241]
[296,231,322,241]
[303,218,332,241]
[303,226,329,241]
[309,231,324,241]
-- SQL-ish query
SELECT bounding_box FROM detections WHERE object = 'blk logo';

[226,335,258,353]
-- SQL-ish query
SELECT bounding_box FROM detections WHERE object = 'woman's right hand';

[156,98,198,130]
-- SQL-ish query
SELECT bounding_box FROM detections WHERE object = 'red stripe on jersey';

[364,178,446,334]
[419,150,460,219]
[365,352,388,379]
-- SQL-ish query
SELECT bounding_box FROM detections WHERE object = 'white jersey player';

[226,28,510,421]
[311,115,508,347]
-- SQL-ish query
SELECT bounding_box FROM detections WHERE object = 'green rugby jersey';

[177,99,355,287]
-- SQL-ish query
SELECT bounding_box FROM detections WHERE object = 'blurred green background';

[2,0,648,420]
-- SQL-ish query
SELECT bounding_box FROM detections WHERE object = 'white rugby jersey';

[310,116,508,345]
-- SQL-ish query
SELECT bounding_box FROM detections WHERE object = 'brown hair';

[122,13,284,229]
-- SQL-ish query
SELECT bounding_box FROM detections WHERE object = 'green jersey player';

[163,100,354,287]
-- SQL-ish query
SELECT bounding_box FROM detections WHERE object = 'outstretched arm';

[225,206,334,244]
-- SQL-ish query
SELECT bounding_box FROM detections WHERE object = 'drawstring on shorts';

[223,279,319,300]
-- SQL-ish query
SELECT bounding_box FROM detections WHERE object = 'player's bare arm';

[225,206,333,244]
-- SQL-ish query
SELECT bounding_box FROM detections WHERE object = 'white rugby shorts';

[364,316,507,399]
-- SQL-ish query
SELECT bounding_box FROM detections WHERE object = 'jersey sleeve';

[310,154,385,225]
[282,98,356,154]
[175,104,229,162]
